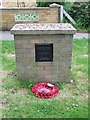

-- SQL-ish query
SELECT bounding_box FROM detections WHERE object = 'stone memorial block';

[11,23,76,83]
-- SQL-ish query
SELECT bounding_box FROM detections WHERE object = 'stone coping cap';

[11,23,76,35]
[49,3,60,8]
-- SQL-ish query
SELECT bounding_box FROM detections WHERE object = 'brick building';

[0,3,60,30]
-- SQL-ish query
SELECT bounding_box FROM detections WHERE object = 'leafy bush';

[68,2,89,32]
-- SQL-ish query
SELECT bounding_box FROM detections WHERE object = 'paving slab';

[0,31,14,40]
[74,33,89,39]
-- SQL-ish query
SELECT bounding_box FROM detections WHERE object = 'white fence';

[60,5,76,25]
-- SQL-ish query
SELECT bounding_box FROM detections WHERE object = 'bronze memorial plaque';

[35,44,53,62]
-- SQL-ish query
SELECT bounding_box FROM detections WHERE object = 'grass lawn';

[1,38,88,118]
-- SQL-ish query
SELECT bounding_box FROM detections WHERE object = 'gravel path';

[0,31,89,40]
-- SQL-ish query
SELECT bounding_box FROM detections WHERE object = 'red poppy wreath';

[32,82,59,98]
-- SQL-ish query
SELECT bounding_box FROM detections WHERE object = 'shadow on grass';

[5,71,68,91]
[2,72,34,91]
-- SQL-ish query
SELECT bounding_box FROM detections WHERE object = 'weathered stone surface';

[11,23,76,35]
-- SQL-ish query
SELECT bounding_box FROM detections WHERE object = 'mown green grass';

[1,40,15,54]
[2,55,16,71]
[1,39,88,118]
[0,40,16,71]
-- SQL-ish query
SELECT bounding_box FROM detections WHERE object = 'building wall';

[0,5,60,30]
[2,0,36,7]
